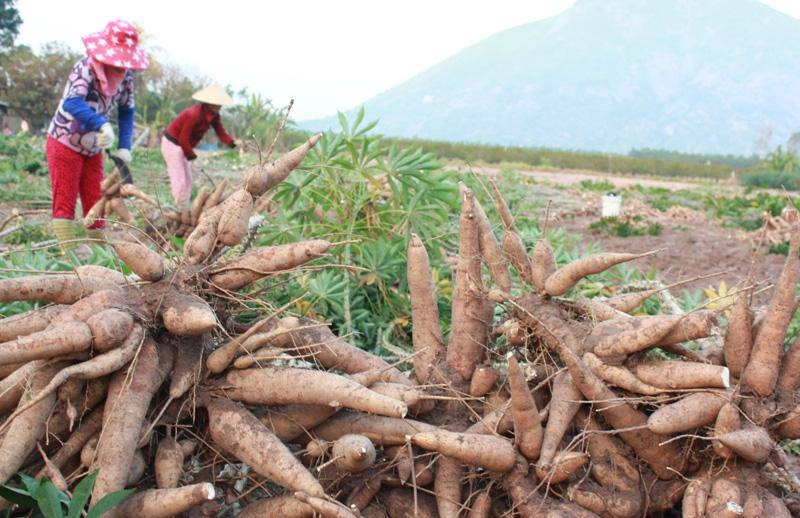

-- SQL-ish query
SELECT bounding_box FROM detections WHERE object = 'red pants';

[46,136,104,229]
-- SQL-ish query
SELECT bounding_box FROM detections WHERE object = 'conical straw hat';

[192,84,234,106]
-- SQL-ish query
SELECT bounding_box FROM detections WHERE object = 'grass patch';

[740,169,800,191]
[589,216,662,237]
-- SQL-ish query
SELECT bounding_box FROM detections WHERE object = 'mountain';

[301,0,800,155]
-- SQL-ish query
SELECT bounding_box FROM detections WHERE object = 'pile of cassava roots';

[0,134,798,517]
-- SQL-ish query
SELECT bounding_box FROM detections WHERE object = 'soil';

[561,212,786,305]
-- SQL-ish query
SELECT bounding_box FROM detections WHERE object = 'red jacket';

[165,104,235,160]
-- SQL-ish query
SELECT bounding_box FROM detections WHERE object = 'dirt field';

[465,164,710,190]
[564,213,785,302]
[469,165,788,304]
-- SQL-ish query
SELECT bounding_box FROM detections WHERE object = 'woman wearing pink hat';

[46,19,148,252]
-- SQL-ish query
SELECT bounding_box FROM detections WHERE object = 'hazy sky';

[15,1,800,121]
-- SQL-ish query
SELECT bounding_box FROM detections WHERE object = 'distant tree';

[787,132,800,155]
[766,145,799,174]
[135,56,206,128]
[0,42,80,128]
[628,147,759,169]
[754,125,774,158]
[224,90,293,151]
[0,0,21,50]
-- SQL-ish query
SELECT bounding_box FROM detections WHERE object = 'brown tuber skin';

[1,164,798,516]
[715,426,776,463]
[535,450,588,484]
[777,405,800,439]
[434,455,464,518]
[712,402,742,459]
[0,304,67,343]
[0,361,66,484]
[312,412,436,445]
[507,354,544,461]
[473,194,512,293]
[331,434,377,473]
[210,239,332,291]
[469,364,499,397]
[384,488,439,518]
[411,429,517,472]
[776,336,800,392]
[39,407,103,475]
[113,241,166,281]
[90,339,171,506]
[544,250,659,296]
[0,360,43,414]
[215,189,254,246]
[0,324,144,434]
[85,308,134,352]
[723,287,754,377]
[590,314,682,358]
[218,367,408,418]
[647,391,731,434]
[0,273,121,305]
[531,238,557,292]
[534,310,688,480]
[244,133,322,196]
[183,208,222,264]
[742,217,799,397]
[259,403,339,442]
[155,436,184,489]
[159,291,218,336]
[238,495,314,518]
[293,491,358,518]
[108,482,216,518]
[583,352,663,395]
[0,320,93,365]
[446,184,489,380]
[407,233,445,384]
[538,371,582,466]
[264,317,411,385]
[467,488,492,518]
[205,397,325,498]
[634,360,730,390]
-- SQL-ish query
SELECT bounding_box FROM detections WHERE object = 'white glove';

[96,123,115,149]
[112,148,132,164]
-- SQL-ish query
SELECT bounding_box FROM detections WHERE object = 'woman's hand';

[96,123,116,149]
[111,148,132,164]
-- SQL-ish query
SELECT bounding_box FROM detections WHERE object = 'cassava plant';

[254,108,460,349]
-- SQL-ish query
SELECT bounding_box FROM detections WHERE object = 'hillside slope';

[303,0,800,154]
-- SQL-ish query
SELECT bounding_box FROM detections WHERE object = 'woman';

[162,84,237,207]
[46,19,148,252]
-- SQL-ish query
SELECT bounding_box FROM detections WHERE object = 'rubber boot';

[52,218,78,253]
[86,228,105,242]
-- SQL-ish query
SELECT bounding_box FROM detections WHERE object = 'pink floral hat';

[82,20,149,70]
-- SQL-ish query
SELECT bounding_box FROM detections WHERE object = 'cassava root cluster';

[0,141,798,517]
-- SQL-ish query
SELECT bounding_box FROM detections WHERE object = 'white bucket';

[600,193,621,218]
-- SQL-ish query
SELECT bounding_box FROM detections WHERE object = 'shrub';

[589,216,661,238]
[740,169,800,190]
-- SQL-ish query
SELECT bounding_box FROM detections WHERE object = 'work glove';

[111,148,132,164]
[96,123,115,149]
